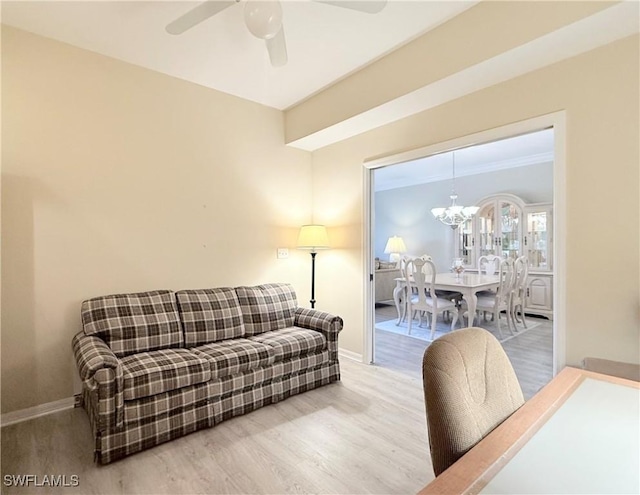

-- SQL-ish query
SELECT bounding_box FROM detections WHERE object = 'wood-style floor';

[374,303,554,400]
[1,310,552,494]
[1,358,432,495]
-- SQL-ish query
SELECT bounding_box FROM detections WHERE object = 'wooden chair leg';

[519,305,528,329]
[450,310,459,330]
[505,308,516,336]
[512,305,522,331]
[495,309,504,339]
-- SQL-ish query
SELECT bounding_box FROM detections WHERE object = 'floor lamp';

[297,225,330,308]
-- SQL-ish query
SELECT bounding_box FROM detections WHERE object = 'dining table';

[418,366,640,494]
[393,272,500,328]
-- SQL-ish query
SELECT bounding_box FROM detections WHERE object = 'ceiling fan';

[165,0,387,67]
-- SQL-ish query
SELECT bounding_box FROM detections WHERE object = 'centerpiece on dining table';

[451,258,465,280]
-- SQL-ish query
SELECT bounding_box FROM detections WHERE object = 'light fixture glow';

[431,152,479,229]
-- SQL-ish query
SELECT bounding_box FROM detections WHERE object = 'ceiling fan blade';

[166,0,237,35]
[265,28,288,67]
[314,0,387,14]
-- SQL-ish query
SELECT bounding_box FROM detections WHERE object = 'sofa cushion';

[120,349,211,401]
[249,328,326,361]
[192,339,275,379]
[235,283,297,336]
[81,290,183,357]
[176,288,245,346]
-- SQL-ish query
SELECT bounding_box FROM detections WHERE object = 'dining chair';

[475,255,502,313]
[510,256,529,330]
[422,327,525,476]
[420,253,463,318]
[478,254,501,276]
[404,257,459,338]
[471,258,515,338]
[395,255,414,324]
[398,254,458,325]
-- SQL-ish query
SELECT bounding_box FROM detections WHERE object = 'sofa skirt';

[86,357,340,464]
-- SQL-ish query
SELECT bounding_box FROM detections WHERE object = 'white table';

[419,367,640,494]
[393,272,500,328]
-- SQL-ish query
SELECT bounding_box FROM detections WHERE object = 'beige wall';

[1,27,313,414]
[312,34,640,366]
[285,0,612,143]
[2,13,639,417]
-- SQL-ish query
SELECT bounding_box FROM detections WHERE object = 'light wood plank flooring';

[1,358,432,495]
[374,303,554,400]
[1,311,553,494]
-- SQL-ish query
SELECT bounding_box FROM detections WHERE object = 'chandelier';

[431,152,479,229]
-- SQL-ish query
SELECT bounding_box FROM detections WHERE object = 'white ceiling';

[3,1,637,151]
[374,128,554,192]
[0,0,477,110]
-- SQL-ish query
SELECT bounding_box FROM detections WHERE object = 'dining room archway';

[362,112,566,398]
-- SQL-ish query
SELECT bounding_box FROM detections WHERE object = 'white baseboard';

[339,347,363,363]
[1,397,76,427]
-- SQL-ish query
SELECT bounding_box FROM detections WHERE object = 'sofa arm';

[72,332,124,430]
[294,308,343,361]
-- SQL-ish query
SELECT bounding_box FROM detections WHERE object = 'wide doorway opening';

[364,117,565,399]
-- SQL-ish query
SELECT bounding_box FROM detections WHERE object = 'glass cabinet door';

[457,217,474,266]
[525,209,551,270]
[465,195,551,274]
[499,200,521,260]
[477,203,496,258]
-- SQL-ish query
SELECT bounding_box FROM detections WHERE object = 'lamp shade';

[384,236,407,255]
[297,225,330,250]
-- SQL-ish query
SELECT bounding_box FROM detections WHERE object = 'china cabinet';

[524,204,553,271]
[455,193,553,318]
[525,274,553,318]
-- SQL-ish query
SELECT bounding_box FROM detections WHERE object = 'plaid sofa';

[72,283,342,464]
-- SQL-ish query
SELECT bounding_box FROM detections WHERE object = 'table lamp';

[384,236,407,265]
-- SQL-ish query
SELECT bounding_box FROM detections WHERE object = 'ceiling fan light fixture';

[244,0,283,40]
[166,0,386,68]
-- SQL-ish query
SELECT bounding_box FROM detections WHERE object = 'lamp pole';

[310,251,317,308]
[296,224,329,310]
